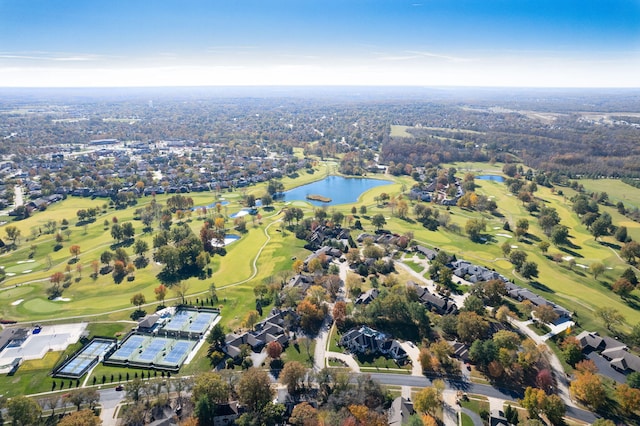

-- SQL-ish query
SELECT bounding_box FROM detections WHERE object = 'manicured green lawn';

[461,396,490,416]
[282,340,316,367]
[461,412,474,426]
[404,260,425,274]
[579,179,640,210]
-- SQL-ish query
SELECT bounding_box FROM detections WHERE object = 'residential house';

[354,288,379,305]
[388,397,415,426]
[576,330,640,374]
[339,326,408,364]
[409,282,457,315]
[414,245,437,260]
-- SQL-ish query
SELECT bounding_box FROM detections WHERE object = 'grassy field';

[579,179,640,210]
[389,125,414,138]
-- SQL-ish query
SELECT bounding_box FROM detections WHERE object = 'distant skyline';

[0,0,638,88]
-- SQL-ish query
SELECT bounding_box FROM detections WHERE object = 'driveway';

[509,318,576,408]
[325,350,361,372]
[399,341,423,376]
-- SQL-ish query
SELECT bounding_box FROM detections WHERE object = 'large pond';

[476,175,505,182]
[283,175,392,206]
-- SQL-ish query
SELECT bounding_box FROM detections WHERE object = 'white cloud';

[0,54,638,87]
[0,51,105,62]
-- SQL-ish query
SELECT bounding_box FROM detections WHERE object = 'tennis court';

[161,341,194,366]
[161,309,218,334]
[138,338,169,363]
[55,338,115,378]
[105,333,195,369]
[110,335,145,360]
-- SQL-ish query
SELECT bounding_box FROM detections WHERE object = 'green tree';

[371,214,386,230]
[465,218,486,242]
[131,293,146,309]
[7,396,42,426]
[615,225,629,242]
[4,225,21,245]
[133,240,148,260]
[100,250,113,266]
[550,225,570,246]
[520,261,539,280]
[590,262,605,279]
[538,241,550,253]
[595,306,625,331]
[509,250,527,271]
[111,223,124,242]
[194,396,216,426]
[122,222,135,240]
[193,372,230,404]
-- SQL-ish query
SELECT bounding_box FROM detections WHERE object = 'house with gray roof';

[339,326,408,364]
[388,396,415,425]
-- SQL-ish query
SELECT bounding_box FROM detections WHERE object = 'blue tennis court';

[161,309,217,333]
[55,338,116,377]
[188,313,215,333]
[163,341,194,365]
[112,335,145,359]
[138,338,169,362]
[163,311,191,332]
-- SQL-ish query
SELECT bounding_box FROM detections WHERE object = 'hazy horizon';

[1,0,639,88]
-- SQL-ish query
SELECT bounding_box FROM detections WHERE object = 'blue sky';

[0,0,638,87]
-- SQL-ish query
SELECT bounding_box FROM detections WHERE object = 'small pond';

[283,175,392,206]
[476,175,505,182]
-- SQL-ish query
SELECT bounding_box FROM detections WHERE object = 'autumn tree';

[297,298,326,334]
[237,368,274,413]
[414,387,440,416]
[612,278,634,298]
[533,304,559,324]
[58,409,101,426]
[154,284,167,305]
[621,241,640,263]
[332,301,347,329]
[280,361,307,393]
[69,244,80,261]
[571,369,606,409]
[456,311,488,344]
[266,341,283,360]
[616,384,640,414]
[289,402,319,426]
